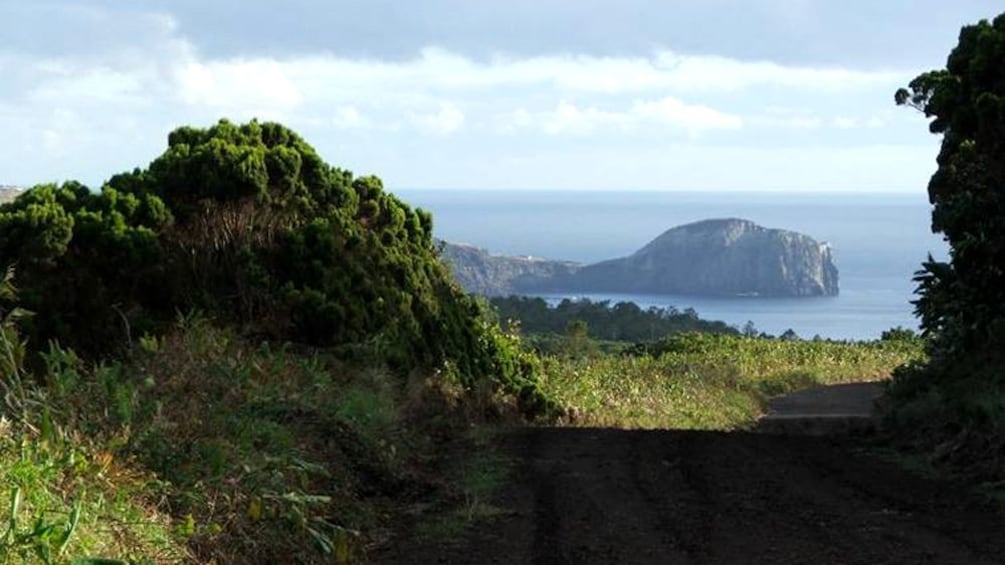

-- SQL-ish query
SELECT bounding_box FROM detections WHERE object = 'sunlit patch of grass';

[0,266,183,564]
[541,334,925,430]
[0,430,184,564]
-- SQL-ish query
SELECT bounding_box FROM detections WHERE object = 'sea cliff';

[442,218,839,297]
[440,242,580,296]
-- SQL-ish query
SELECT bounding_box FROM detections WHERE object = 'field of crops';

[539,333,925,429]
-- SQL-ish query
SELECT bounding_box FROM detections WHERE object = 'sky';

[0,1,998,192]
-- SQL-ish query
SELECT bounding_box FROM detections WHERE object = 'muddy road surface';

[382,428,1005,564]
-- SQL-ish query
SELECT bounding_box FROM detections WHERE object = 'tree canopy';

[895,13,1005,356]
[491,296,738,342]
[0,120,548,412]
[889,12,1005,473]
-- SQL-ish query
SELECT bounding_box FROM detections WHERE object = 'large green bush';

[0,120,547,412]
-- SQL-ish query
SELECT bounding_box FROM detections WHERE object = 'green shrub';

[0,119,550,413]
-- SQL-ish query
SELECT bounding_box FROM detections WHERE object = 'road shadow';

[380,426,1005,564]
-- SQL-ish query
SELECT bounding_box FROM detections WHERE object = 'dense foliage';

[895,13,1005,357]
[889,12,1005,475]
[0,270,509,563]
[0,120,547,411]
[491,296,738,342]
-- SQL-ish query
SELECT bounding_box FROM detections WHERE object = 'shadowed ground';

[380,384,1005,564]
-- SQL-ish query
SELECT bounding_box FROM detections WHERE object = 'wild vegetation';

[538,332,923,429]
[486,295,921,430]
[0,266,532,563]
[887,12,1005,479]
[0,120,547,413]
[0,268,183,563]
[0,121,552,562]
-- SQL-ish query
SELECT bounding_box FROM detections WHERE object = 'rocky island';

[441,218,838,297]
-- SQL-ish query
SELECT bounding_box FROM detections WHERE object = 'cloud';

[648,51,897,93]
[0,4,931,191]
[831,115,887,129]
[500,97,741,136]
[176,59,302,111]
[279,46,903,95]
[410,103,465,135]
[540,102,628,135]
[753,115,824,129]
[332,105,369,129]
[746,107,892,131]
[631,97,743,131]
[0,16,907,136]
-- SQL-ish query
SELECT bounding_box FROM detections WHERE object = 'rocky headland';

[0,186,22,204]
[441,218,839,297]
[440,242,580,296]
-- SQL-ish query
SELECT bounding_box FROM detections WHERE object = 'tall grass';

[541,333,924,429]
[90,317,409,563]
[0,426,183,563]
[0,267,184,563]
[1,260,542,562]
[0,315,431,563]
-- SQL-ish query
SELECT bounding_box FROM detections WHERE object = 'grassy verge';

[1,304,183,562]
[539,333,925,429]
[0,312,528,563]
[0,425,183,563]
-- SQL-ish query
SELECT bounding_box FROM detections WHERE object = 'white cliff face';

[439,242,580,296]
[441,218,839,298]
[0,187,22,204]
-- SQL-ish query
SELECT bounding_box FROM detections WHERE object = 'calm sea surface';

[396,190,948,340]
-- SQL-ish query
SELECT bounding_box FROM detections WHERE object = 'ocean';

[396,189,948,341]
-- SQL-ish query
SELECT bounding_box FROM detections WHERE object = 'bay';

[396,189,948,340]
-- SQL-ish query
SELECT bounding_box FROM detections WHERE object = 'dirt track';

[382,428,1005,564]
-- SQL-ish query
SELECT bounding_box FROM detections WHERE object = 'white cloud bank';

[0,8,934,191]
[502,98,744,136]
[158,45,905,134]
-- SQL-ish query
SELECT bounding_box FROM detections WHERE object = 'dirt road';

[383,428,1005,564]
[757,381,884,435]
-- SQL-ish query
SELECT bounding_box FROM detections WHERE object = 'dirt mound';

[757,381,885,436]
